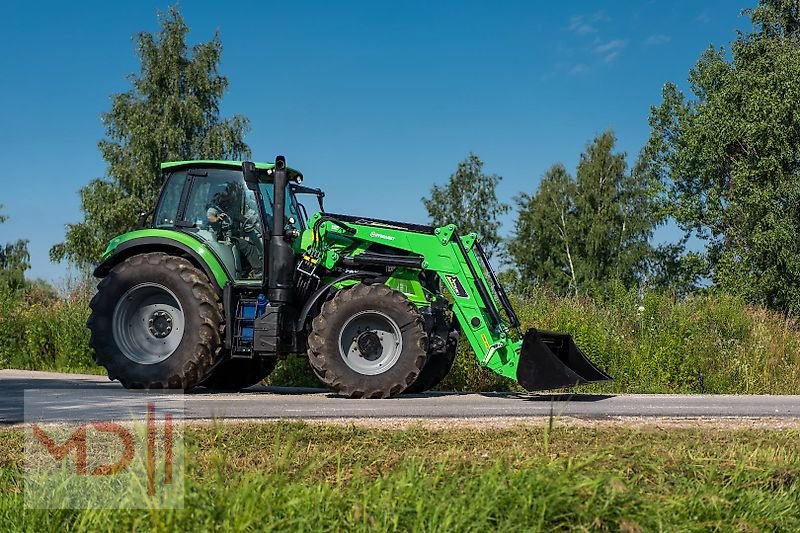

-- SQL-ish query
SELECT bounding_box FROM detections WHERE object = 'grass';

[1,421,798,531]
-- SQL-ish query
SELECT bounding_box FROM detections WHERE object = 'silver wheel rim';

[112,283,185,365]
[338,310,403,376]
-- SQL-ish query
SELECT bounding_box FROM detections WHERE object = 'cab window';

[188,169,263,281]
[153,172,185,227]
[158,168,263,281]
[259,183,303,233]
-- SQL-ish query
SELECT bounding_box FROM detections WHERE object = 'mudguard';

[92,230,231,290]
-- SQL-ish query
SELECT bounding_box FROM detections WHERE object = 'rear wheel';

[201,357,278,390]
[88,252,223,389]
[308,283,428,398]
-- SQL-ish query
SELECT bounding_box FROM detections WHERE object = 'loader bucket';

[516,329,612,391]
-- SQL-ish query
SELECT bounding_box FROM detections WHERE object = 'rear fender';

[93,231,231,292]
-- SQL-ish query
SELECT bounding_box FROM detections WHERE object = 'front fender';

[93,229,231,290]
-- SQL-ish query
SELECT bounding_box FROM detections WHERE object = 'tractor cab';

[154,160,321,282]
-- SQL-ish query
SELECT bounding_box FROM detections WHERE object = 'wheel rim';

[338,310,403,375]
[112,283,185,365]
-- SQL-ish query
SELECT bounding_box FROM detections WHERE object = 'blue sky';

[0,1,749,283]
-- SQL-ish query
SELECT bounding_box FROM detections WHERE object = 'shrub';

[0,283,94,372]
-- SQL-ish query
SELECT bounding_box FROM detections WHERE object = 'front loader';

[89,156,610,397]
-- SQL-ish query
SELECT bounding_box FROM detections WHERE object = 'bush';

[0,283,95,373]
[509,286,800,394]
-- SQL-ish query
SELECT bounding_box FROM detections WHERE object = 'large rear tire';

[307,283,428,398]
[201,357,278,390]
[87,252,223,389]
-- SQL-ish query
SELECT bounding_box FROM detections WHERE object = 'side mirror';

[242,161,259,191]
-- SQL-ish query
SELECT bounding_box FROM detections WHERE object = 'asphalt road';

[2,369,799,425]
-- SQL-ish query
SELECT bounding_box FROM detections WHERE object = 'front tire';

[88,252,223,389]
[308,283,428,398]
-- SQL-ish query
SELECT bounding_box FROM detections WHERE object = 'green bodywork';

[100,218,523,382]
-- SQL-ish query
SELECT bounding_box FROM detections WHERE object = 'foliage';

[422,153,510,258]
[439,285,800,394]
[509,285,800,394]
[0,283,94,373]
[643,0,800,313]
[506,164,576,294]
[508,131,662,296]
[0,204,30,291]
[50,6,250,268]
[268,357,321,388]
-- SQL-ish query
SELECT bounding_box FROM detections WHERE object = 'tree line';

[427,130,692,298]
[3,1,800,316]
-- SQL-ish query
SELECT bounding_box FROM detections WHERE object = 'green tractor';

[89,156,610,397]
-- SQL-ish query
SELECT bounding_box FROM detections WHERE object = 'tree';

[508,131,661,295]
[643,0,800,313]
[0,204,30,290]
[507,164,578,295]
[422,153,510,258]
[51,6,250,268]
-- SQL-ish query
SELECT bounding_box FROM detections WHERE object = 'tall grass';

[3,282,800,393]
[438,286,800,394]
[520,286,800,394]
[0,284,95,373]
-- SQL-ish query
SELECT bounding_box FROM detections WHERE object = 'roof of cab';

[160,160,303,180]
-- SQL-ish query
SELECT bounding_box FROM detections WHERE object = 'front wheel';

[307,283,428,398]
[87,252,223,389]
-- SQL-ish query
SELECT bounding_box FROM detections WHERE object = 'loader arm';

[305,213,611,390]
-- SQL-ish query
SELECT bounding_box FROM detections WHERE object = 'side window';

[153,172,185,227]
[184,169,264,281]
[259,183,302,233]
[184,179,213,226]
[258,183,275,231]
[286,193,303,231]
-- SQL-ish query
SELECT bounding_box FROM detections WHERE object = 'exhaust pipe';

[516,329,612,391]
[268,155,295,304]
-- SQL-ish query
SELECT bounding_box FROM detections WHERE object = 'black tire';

[307,283,428,398]
[201,357,278,390]
[404,329,458,394]
[87,252,223,389]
